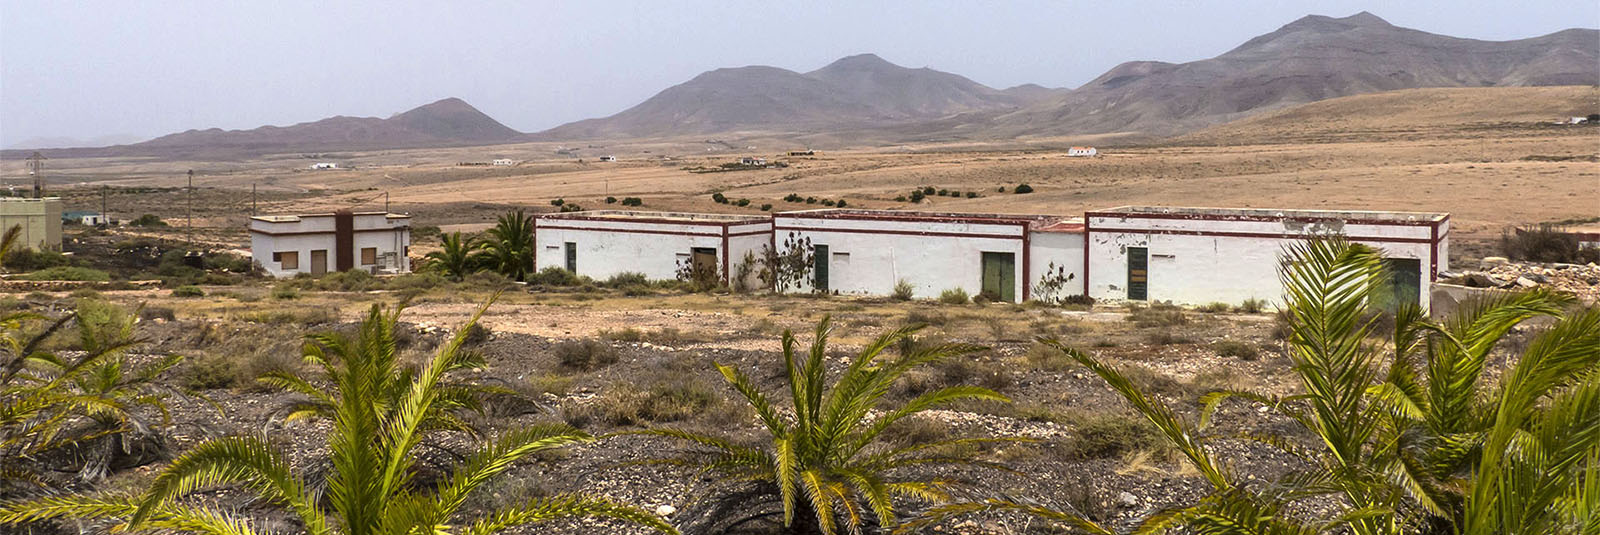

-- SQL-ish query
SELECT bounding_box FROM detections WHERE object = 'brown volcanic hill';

[17,98,522,159]
[537,54,1040,139]
[989,12,1600,138]
[1174,85,1600,145]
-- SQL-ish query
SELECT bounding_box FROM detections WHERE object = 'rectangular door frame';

[813,244,829,292]
[564,242,577,273]
[1127,247,1148,301]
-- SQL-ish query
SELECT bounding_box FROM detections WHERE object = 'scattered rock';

[655,505,676,517]
[1119,491,1139,507]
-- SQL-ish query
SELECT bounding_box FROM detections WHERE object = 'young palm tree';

[0,224,21,271]
[910,238,1598,535]
[634,317,1015,535]
[472,211,535,281]
[2,300,181,489]
[0,302,675,535]
[424,231,482,281]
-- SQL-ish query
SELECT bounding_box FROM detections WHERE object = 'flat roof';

[539,210,770,225]
[777,208,1065,227]
[250,211,410,223]
[0,197,60,202]
[1090,206,1448,223]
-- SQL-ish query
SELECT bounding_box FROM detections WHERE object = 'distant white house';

[1571,116,1591,125]
[1067,146,1097,157]
[492,159,517,166]
[249,210,411,278]
[598,155,617,162]
[535,210,772,288]
[310,162,338,170]
[63,210,106,226]
[740,157,768,166]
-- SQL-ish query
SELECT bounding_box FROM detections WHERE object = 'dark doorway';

[1127,247,1148,301]
[813,245,830,292]
[1378,258,1422,310]
[691,247,718,286]
[334,210,354,271]
[564,242,577,273]
[310,249,328,276]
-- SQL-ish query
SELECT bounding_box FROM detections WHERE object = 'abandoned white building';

[0,197,62,251]
[249,211,412,278]
[771,209,1076,302]
[597,155,616,162]
[1067,146,1098,157]
[492,159,517,166]
[534,211,772,287]
[309,162,338,170]
[1084,206,1449,308]
[740,157,768,166]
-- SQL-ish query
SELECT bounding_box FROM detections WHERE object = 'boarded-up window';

[274,251,299,270]
[361,247,378,265]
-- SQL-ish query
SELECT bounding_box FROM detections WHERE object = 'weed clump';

[938,288,971,305]
[554,339,618,371]
[892,279,915,301]
[1211,339,1260,360]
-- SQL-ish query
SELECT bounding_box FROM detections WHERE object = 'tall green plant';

[0,302,674,535]
[424,231,482,281]
[633,317,1014,534]
[473,211,536,282]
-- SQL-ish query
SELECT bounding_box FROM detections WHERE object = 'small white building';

[1084,206,1449,309]
[772,209,1070,302]
[249,211,411,278]
[1571,116,1590,124]
[1067,146,1097,157]
[534,211,772,287]
[598,155,617,162]
[740,157,768,166]
[310,162,338,170]
[492,159,517,166]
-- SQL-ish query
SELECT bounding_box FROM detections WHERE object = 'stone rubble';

[1443,259,1600,300]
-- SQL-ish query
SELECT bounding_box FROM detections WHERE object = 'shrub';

[271,285,299,300]
[1127,305,1187,328]
[1198,302,1231,313]
[835,199,847,208]
[530,266,580,286]
[965,191,978,198]
[180,354,239,390]
[736,198,750,207]
[3,248,71,271]
[620,197,643,207]
[759,203,772,211]
[525,373,574,398]
[805,197,817,204]
[129,214,167,227]
[1025,341,1074,371]
[1236,298,1267,313]
[895,195,908,202]
[922,186,936,195]
[554,339,618,371]
[460,323,491,346]
[892,279,915,301]
[1060,411,1166,460]
[605,196,617,204]
[1145,331,1192,346]
[1013,183,1034,194]
[996,186,1007,193]
[549,198,564,206]
[460,270,514,290]
[231,308,337,325]
[885,416,950,446]
[317,269,378,291]
[598,327,643,342]
[909,190,925,203]
[585,378,719,426]
[938,288,970,305]
[1211,339,1260,360]
[1501,223,1600,263]
[711,192,728,204]
[784,193,802,202]
[937,189,949,196]
[603,272,649,288]
[22,266,110,281]
[821,199,836,207]
[140,306,176,321]
[171,285,205,298]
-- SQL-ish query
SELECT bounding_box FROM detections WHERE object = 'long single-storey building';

[249,210,412,277]
[1084,206,1449,308]
[534,211,772,287]
[0,197,62,251]
[771,209,1079,302]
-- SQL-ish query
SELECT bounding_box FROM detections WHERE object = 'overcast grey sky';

[2,0,1596,148]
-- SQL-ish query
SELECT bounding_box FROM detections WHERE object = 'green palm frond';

[463,493,675,535]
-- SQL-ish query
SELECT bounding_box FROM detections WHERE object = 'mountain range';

[12,11,1596,157]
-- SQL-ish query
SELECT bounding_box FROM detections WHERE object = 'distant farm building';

[1067,146,1097,157]
[492,159,517,166]
[598,155,617,162]
[788,150,816,156]
[1571,116,1591,124]
[249,210,411,278]
[772,209,1073,303]
[63,210,107,226]
[0,197,62,251]
[740,157,768,166]
[310,162,338,170]
[534,211,772,288]
[1084,207,1448,308]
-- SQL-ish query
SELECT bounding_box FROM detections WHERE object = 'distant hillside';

[542,12,1599,143]
[538,54,1053,139]
[12,98,523,159]
[985,12,1600,138]
[1175,86,1600,145]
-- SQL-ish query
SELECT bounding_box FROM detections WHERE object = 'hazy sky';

[2,0,1596,148]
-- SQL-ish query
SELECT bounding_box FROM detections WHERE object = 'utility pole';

[186,170,194,245]
[100,186,107,226]
[252,183,257,216]
[384,191,389,213]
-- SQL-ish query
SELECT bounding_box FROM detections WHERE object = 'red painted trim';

[1082,220,1091,296]
[535,225,724,238]
[1021,224,1032,302]
[726,229,772,238]
[777,210,1058,227]
[721,234,731,285]
[769,228,778,291]
[1085,210,1445,227]
[1088,227,1436,244]
[538,213,766,227]
[1429,220,1439,282]
[249,227,409,237]
[772,225,1024,241]
[531,217,537,270]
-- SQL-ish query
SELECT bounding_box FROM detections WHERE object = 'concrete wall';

[0,198,62,251]
[1085,213,1443,308]
[772,214,1031,301]
[534,217,772,284]
[1028,231,1086,303]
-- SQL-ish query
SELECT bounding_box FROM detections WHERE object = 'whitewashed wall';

[773,215,1030,301]
[534,218,771,284]
[249,213,410,278]
[1028,231,1086,303]
[1085,213,1444,308]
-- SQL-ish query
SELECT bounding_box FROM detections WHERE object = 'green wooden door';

[564,242,577,273]
[981,252,1016,302]
[1378,258,1422,310]
[1127,247,1148,301]
[813,245,829,292]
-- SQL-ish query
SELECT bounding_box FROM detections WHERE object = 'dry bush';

[1198,302,1231,313]
[1145,331,1193,346]
[1025,341,1075,372]
[573,377,719,427]
[1057,410,1169,461]
[938,288,970,305]
[1211,339,1260,360]
[230,308,337,326]
[885,416,951,446]
[554,339,618,371]
[1127,304,1188,328]
[904,309,949,327]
